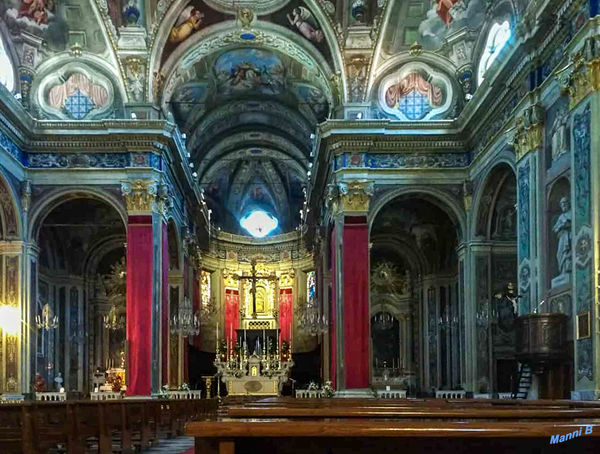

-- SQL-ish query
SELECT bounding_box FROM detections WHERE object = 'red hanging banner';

[225,288,239,351]
[279,288,293,348]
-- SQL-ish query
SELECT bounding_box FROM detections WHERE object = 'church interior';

[1,0,600,452]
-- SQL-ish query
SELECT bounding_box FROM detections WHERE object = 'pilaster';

[562,37,600,398]
[515,103,544,316]
[326,180,374,390]
[121,179,162,395]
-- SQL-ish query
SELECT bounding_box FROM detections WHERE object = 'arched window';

[478,21,511,86]
[0,35,15,92]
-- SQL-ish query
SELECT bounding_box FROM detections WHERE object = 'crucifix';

[237,259,278,318]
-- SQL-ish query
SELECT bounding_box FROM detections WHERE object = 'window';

[64,89,95,119]
[240,210,278,238]
[307,271,316,303]
[0,36,15,92]
[478,21,512,85]
[398,90,431,121]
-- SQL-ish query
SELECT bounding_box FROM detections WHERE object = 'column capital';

[121,179,158,215]
[513,103,543,162]
[560,36,600,110]
[327,180,374,216]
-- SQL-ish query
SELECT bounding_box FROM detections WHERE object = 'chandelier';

[36,302,58,331]
[297,298,328,336]
[103,305,125,331]
[171,296,200,337]
[373,311,394,331]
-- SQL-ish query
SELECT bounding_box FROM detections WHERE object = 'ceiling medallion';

[203,0,291,16]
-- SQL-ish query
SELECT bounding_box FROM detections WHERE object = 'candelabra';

[171,296,200,337]
[103,305,125,331]
[36,302,58,331]
[297,298,328,335]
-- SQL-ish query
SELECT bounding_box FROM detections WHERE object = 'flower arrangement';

[322,380,335,398]
[178,382,190,391]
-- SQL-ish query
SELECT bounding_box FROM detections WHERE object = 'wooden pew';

[0,397,218,453]
[187,417,600,454]
[187,398,600,454]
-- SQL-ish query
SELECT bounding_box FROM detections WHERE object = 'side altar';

[215,260,294,396]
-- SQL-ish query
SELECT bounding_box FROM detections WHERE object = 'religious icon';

[168,6,205,44]
[577,311,590,339]
[287,6,324,43]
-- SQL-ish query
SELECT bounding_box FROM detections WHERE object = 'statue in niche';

[552,196,572,286]
[550,107,569,162]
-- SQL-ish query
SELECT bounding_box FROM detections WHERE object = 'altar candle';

[263,329,266,354]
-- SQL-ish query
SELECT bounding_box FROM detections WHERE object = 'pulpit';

[515,313,568,369]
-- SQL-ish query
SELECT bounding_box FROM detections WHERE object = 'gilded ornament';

[121,180,158,214]
[279,271,295,289]
[238,8,254,28]
[512,105,544,162]
[338,180,374,214]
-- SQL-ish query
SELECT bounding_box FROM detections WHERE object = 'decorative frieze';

[333,152,469,170]
[121,180,158,215]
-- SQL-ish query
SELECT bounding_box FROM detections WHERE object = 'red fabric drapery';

[161,222,169,386]
[330,228,337,389]
[193,269,201,349]
[279,288,293,348]
[343,218,370,389]
[225,289,239,351]
[385,73,443,109]
[436,0,460,25]
[126,216,154,395]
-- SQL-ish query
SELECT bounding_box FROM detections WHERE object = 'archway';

[34,197,125,392]
[473,163,518,394]
[370,194,460,395]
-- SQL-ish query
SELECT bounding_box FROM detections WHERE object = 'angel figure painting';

[4,0,55,29]
[168,6,205,44]
[287,6,324,43]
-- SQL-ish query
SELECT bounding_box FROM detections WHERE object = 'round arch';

[147,0,346,103]
[369,186,467,241]
[28,188,127,242]
[470,155,516,236]
[159,20,335,112]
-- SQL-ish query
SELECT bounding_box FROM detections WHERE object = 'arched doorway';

[34,196,125,392]
[370,194,460,395]
[473,163,518,394]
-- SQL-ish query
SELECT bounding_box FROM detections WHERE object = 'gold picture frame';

[577,311,591,339]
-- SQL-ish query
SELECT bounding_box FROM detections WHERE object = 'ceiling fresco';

[165,42,329,235]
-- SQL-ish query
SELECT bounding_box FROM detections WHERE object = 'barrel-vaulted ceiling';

[0,0,534,235]
[158,1,337,235]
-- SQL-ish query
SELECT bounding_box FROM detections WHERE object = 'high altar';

[215,260,294,396]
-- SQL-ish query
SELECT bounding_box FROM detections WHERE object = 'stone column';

[328,180,373,391]
[121,180,163,395]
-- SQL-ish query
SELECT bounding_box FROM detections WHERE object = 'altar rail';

[35,392,67,402]
[435,390,466,399]
[0,398,218,454]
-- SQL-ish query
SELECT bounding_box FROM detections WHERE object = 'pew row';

[0,398,218,454]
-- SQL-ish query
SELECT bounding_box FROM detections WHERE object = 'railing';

[35,392,66,401]
[167,390,203,399]
[296,390,324,399]
[90,392,122,400]
[435,390,466,399]
[376,390,407,399]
